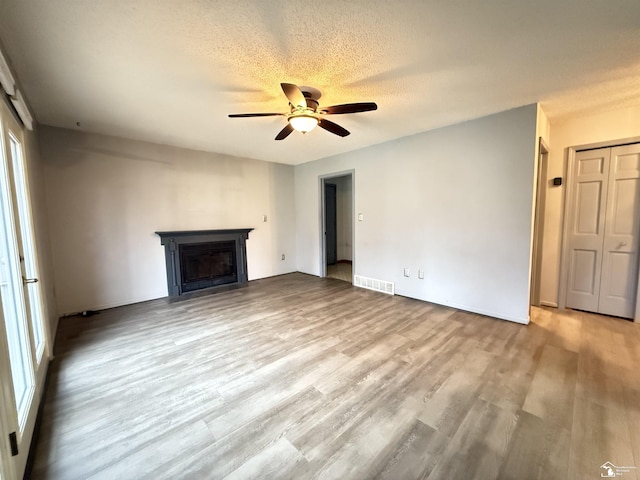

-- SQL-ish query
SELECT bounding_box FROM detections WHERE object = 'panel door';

[566,148,610,312]
[598,144,640,317]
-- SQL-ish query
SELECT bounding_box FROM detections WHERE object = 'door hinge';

[9,431,18,456]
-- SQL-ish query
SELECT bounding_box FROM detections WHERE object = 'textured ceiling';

[0,0,639,165]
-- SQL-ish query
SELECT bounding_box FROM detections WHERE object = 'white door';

[0,100,48,478]
[566,148,610,312]
[599,144,640,317]
[566,144,640,318]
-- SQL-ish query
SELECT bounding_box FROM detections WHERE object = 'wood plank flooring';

[30,273,640,480]
[326,263,352,283]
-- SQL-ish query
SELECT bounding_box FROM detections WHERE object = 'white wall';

[539,104,640,305]
[40,126,297,315]
[296,104,539,324]
[327,175,353,262]
[337,175,353,262]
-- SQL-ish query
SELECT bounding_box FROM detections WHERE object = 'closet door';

[598,144,640,317]
[566,148,610,313]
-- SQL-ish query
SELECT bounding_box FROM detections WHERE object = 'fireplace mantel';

[156,228,253,298]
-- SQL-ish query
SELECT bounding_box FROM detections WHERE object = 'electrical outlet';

[418,269,424,279]
[403,268,410,277]
[281,254,285,261]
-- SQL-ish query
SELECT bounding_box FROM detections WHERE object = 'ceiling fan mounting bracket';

[299,86,322,101]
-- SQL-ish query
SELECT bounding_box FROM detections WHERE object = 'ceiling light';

[289,115,318,134]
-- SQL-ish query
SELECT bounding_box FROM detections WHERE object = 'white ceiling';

[0,1,639,165]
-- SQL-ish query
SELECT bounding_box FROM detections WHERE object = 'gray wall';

[40,126,297,315]
[40,104,539,324]
[295,105,538,323]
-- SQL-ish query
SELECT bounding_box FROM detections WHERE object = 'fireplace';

[180,241,237,292]
[156,229,253,298]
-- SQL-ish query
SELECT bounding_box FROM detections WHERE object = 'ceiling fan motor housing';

[302,97,319,112]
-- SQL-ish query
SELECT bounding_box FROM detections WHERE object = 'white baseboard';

[394,288,529,325]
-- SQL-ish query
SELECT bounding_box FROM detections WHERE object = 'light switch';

[418,270,424,279]
[404,268,410,277]
[262,215,267,222]
[358,213,364,221]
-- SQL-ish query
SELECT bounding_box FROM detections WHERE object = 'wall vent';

[353,275,395,295]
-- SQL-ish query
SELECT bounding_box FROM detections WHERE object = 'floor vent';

[353,275,395,295]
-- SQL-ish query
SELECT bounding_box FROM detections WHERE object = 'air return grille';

[353,275,394,295]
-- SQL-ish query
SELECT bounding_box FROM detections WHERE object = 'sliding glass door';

[0,99,48,479]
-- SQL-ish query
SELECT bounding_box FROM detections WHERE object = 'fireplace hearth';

[156,229,253,298]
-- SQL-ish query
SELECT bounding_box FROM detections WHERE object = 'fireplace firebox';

[180,241,237,292]
[156,229,253,298]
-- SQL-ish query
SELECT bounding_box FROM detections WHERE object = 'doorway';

[530,137,549,307]
[561,142,640,319]
[321,172,354,283]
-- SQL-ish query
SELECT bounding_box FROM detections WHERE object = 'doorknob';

[22,276,38,284]
[617,241,628,249]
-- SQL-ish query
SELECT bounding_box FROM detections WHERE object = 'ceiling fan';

[228,83,377,140]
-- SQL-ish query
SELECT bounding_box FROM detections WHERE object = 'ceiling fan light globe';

[289,115,318,133]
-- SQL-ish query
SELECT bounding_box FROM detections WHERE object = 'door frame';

[0,305,18,480]
[319,170,355,279]
[0,98,50,477]
[558,136,640,323]
[530,137,549,306]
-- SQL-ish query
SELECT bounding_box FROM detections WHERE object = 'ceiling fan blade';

[281,83,307,109]
[228,113,284,118]
[275,123,295,140]
[318,118,350,137]
[320,102,378,115]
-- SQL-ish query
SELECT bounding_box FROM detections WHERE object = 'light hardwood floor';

[326,263,352,283]
[30,273,640,480]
